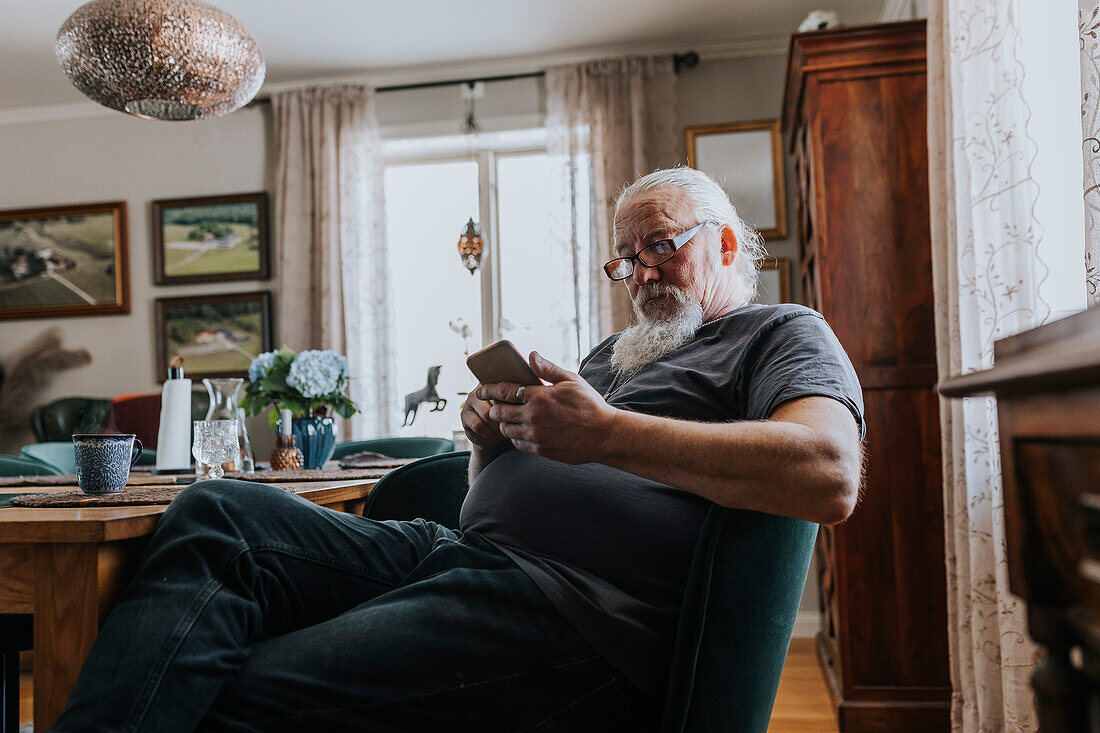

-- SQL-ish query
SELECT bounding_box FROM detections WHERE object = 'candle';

[280,409,293,437]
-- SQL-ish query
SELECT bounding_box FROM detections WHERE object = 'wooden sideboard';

[941,306,1100,730]
[782,20,951,731]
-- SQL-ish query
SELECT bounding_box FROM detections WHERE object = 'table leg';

[32,541,140,730]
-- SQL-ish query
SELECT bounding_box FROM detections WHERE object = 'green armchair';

[0,454,64,478]
[364,451,818,732]
[30,397,111,443]
[333,437,455,461]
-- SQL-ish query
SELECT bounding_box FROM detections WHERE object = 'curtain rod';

[249,51,699,105]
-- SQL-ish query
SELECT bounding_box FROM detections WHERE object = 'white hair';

[614,166,767,302]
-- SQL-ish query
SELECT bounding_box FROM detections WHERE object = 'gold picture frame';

[686,119,788,240]
[755,257,792,305]
[154,291,273,382]
[0,201,130,320]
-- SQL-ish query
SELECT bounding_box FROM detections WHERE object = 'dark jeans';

[52,480,653,732]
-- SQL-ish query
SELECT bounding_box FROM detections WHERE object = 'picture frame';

[685,119,788,239]
[0,201,130,320]
[152,192,269,285]
[754,257,792,305]
[154,291,273,382]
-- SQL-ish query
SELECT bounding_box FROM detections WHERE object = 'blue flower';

[248,351,278,382]
[286,350,348,398]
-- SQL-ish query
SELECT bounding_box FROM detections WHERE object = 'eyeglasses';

[603,220,718,281]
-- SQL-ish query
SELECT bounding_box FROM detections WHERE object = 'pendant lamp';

[458,218,485,275]
[56,0,265,120]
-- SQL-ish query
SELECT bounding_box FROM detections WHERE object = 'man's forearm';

[598,402,860,525]
[467,441,513,485]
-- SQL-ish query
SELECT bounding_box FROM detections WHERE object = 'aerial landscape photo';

[160,297,267,377]
[0,212,118,312]
[161,202,260,278]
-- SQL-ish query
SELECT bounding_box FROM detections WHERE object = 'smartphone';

[467,340,541,389]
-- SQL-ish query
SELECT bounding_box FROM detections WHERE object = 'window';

[1018,0,1088,321]
[383,130,591,438]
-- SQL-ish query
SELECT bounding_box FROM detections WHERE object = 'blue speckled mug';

[72,434,143,495]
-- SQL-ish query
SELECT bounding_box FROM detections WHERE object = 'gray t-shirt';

[459,303,864,695]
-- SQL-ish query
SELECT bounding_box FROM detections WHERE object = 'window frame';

[382,130,549,350]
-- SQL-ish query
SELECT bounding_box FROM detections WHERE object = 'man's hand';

[478,352,617,464]
[460,387,510,450]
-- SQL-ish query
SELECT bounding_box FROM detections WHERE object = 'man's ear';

[720,225,739,266]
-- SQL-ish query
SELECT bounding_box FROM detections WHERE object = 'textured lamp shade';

[458,218,485,274]
[56,0,265,120]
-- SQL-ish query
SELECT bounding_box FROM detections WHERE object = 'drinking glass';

[192,420,240,480]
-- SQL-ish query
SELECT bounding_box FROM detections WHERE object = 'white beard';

[610,283,704,376]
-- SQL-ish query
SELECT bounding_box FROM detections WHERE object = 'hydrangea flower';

[286,350,348,398]
[248,350,278,382]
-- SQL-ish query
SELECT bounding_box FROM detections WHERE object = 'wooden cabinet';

[782,21,950,731]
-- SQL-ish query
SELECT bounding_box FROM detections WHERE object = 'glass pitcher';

[202,378,255,473]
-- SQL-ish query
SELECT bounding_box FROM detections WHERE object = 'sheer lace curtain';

[545,56,680,340]
[271,85,397,439]
[1081,0,1100,304]
[928,1,1049,730]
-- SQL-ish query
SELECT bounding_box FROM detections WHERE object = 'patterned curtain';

[271,85,397,439]
[1081,0,1100,305]
[928,1,1050,730]
[545,56,680,339]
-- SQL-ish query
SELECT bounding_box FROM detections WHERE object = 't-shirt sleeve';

[739,312,866,439]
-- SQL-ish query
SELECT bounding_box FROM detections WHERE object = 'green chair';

[659,508,818,732]
[0,454,64,477]
[363,450,818,731]
[19,442,155,475]
[333,437,455,461]
[19,442,77,475]
[363,450,470,523]
[30,397,111,443]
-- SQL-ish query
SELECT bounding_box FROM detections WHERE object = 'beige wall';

[678,54,800,303]
[0,108,275,453]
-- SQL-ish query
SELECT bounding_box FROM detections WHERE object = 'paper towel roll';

[156,378,193,470]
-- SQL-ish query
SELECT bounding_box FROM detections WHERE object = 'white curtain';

[545,56,680,339]
[1080,0,1100,305]
[928,1,1049,730]
[271,85,397,439]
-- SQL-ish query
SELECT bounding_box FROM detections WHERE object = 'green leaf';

[280,395,306,416]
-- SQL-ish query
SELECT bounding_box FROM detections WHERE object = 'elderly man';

[53,168,862,733]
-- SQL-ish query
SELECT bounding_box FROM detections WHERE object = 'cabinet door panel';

[814,72,935,370]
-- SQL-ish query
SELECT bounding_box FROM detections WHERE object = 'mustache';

[634,283,688,309]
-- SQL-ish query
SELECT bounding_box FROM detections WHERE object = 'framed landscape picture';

[685,119,788,239]
[0,201,130,320]
[152,192,269,285]
[155,291,272,382]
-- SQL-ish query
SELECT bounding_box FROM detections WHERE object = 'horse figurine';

[403,365,447,426]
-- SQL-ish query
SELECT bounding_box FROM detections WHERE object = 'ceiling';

[0,0,886,112]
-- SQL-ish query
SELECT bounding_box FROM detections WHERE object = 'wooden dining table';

[0,477,377,730]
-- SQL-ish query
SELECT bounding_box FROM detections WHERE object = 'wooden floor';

[19,639,838,730]
[768,638,839,732]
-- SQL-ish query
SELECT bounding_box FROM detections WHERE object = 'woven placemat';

[0,474,183,488]
[222,468,393,482]
[12,484,195,507]
[7,481,349,508]
[337,452,418,470]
